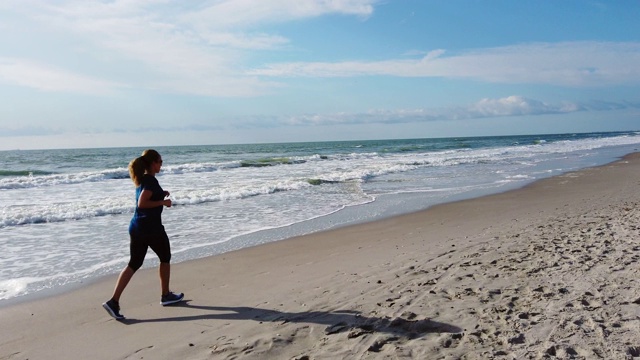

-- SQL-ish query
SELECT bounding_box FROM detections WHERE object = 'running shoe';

[102,299,125,320]
[160,291,184,306]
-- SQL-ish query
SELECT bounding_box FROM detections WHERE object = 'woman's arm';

[138,189,172,208]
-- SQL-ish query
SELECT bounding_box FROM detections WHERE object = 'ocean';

[1,131,640,305]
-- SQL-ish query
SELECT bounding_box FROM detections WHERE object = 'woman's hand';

[138,189,172,208]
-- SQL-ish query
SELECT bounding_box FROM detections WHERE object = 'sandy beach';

[2,153,640,359]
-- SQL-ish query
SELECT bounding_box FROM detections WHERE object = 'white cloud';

[249,42,640,87]
[0,57,120,94]
[1,0,377,97]
[0,125,63,137]
[180,0,376,29]
[3,1,639,100]
[199,32,290,50]
[273,96,639,127]
[3,96,638,142]
[467,96,578,117]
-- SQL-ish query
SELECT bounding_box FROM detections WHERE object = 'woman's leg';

[149,229,172,296]
[111,266,135,302]
[159,262,170,296]
[111,233,147,301]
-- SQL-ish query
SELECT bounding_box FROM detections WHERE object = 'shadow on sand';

[120,300,463,340]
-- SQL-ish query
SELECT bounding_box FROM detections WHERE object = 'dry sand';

[2,153,640,360]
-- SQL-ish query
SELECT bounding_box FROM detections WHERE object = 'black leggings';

[128,228,171,272]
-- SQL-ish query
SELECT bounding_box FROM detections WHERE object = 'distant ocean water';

[1,131,640,304]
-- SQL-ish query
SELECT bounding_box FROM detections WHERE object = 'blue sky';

[0,0,639,150]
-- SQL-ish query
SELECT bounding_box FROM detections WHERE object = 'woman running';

[103,149,183,320]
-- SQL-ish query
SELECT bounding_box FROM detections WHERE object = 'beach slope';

[2,154,640,359]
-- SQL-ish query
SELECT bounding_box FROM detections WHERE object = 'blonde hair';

[128,149,161,186]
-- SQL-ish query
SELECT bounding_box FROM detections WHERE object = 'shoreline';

[1,141,635,308]
[0,149,622,309]
[2,152,640,359]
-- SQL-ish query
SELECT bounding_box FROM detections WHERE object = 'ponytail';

[128,156,147,186]
[128,149,161,186]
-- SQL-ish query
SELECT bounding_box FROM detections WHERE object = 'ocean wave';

[0,154,331,189]
[240,157,307,167]
[2,133,636,193]
[0,168,130,190]
[0,177,318,228]
[0,203,133,227]
[307,178,342,185]
[2,132,640,228]
[0,170,56,177]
